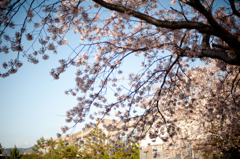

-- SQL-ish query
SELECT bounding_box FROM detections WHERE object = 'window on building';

[144,151,148,157]
[176,154,181,159]
[121,136,126,142]
[133,129,137,134]
[153,146,161,158]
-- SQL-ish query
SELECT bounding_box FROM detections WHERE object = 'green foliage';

[109,142,140,159]
[32,137,47,156]
[0,143,4,155]
[31,137,79,159]
[20,154,37,159]
[74,128,140,159]
[79,128,110,159]
[30,128,140,159]
[10,145,20,159]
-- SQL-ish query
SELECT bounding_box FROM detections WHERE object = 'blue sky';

[0,52,80,148]
[0,0,89,148]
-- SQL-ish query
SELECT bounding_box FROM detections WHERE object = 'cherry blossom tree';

[0,0,239,156]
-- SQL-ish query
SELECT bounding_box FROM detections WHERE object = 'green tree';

[78,128,110,159]
[109,142,139,159]
[30,127,139,159]
[32,137,80,159]
[20,154,37,159]
[32,137,48,156]
[79,128,139,159]
[0,143,4,155]
[10,145,20,159]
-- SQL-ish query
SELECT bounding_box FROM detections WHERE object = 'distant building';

[140,141,202,159]
[57,118,205,159]
[57,119,139,144]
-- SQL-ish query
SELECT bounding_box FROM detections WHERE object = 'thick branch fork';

[93,0,215,34]
[93,0,240,65]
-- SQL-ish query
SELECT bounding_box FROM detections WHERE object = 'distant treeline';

[2,147,33,156]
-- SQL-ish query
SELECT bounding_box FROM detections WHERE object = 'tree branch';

[186,0,240,50]
[229,0,240,17]
[181,48,240,65]
[92,0,215,34]
[0,0,21,26]
[93,0,240,56]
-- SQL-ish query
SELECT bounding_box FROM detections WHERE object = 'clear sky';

[0,1,90,148]
[0,52,81,148]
